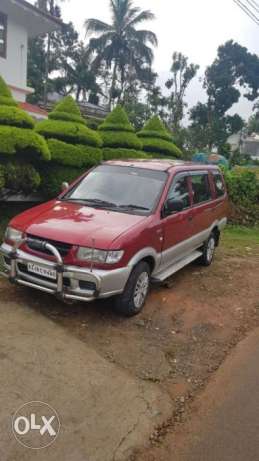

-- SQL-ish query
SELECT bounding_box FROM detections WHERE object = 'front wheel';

[200,232,217,266]
[113,261,151,317]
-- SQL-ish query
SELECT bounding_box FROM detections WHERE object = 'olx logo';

[12,401,60,449]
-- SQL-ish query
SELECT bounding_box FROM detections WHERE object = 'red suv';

[0,160,228,316]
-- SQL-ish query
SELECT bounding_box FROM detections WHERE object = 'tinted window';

[63,165,167,215]
[167,174,190,208]
[191,174,212,204]
[0,13,7,59]
[213,173,225,197]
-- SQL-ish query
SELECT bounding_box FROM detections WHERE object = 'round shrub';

[138,116,182,158]
[4,162,41,193]
[99,105,135,133]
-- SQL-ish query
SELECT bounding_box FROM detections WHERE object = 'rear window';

[213,172,225,198]
[191,173,212,204]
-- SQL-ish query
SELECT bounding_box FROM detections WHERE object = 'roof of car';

[104,159,220,172]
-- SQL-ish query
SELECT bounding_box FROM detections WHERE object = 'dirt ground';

[0,226,259,459]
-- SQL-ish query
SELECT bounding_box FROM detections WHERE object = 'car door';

[160,172,193,270]
[188,171,214,247]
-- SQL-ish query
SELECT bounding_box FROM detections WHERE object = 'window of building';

[213,173,225,198]
[167,174,190,209]
[191,173,212,204]
[0,13,7,59]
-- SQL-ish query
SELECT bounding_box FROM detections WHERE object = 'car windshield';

[62,165,167,215]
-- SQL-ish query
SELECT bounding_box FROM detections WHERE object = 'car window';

[167,174,190,209]
[213,173,225,198]
[191,173,212,204]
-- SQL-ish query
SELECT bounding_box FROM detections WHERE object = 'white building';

[0,0,61,117]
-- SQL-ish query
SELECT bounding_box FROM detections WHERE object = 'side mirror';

[164,198,184,216]
[61,181,69,192]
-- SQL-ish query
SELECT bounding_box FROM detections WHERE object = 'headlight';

[4,227,23,244]
[77,247,124,264]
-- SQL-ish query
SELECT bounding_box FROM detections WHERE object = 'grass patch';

[222,225,259,254]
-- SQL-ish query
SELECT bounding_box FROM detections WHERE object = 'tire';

[200,232,217,266]
[114,261,151,317]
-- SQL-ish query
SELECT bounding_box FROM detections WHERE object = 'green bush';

[40,164,85,199]
[0,106,35,128]
[100,130,143,150]
[0,76,17,106]
[140,137,182,157]
[4,162,41,193]
[53,95,82,118]
[224,168,258,206]
[102,147,149,160]
[138,116,172,141]
[138,116,182,158]
[99,105,134,133]
[36,119,102,147]
[0,165,5,190]
[0,126,50,160]
[47,139,102,167]
[49,111,85,125]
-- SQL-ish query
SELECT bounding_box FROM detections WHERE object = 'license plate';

[27,263,57,280]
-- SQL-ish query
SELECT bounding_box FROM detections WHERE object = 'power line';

[245,0,259,14]
[233,0,259,25]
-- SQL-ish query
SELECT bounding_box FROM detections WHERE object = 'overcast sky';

[59,0,259,121]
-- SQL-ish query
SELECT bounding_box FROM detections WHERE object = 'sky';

[59,0,259,121]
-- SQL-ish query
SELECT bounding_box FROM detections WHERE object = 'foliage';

[0,106,35,129]
[138,116,182,157]
[99,105,143,151]
[0,165,5,190]
[102,147,148,160]
[85,0,158,106]
[4,162,41,193]
[40,164,85,198]
[248,113,259,134]
[47,139,102,166]
[224,168,258,206]
[0,76,17,105]
[165,52,199,131]
[0,126,50,160]
[99,105,134,132]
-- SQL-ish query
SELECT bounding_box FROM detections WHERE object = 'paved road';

[0,300,172,461]
[172,328,259,461]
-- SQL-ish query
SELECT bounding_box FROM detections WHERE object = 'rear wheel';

[200,232,217,266]
[113,261,151,317]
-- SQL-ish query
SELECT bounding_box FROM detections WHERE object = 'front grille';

[17,262,70,287]
[26,234,72,257]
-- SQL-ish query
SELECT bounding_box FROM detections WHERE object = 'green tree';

[0,76,50,193]
[85,0,157,107]
[36,95,102,197]
[165,52,199,131]
[137,116,182,158]
[98,105,145,159]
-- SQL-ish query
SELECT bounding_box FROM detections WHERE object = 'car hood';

[11,200,146,249]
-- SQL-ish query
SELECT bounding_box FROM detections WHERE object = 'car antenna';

[90,238,95,273]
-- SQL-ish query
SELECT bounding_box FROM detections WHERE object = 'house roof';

[19,102,48,118]
[2,0,62,37]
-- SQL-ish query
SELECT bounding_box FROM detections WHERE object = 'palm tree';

[85,0,157,107]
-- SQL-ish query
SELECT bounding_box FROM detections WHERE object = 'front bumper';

[0,241,131,302]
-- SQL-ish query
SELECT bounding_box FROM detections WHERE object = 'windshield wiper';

[64,198,118,208]
[118,204,149,211]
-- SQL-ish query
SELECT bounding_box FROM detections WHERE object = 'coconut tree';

[85,0,157,107]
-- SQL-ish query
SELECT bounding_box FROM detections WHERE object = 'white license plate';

[27,263,57,280]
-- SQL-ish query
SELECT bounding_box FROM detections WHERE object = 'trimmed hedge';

[0,165,5,190]
[36,119,102,147]
[49,111,85,125]
[53,95,82,119]
[102,147,149,160]
[140,137,182,157]
[4,162,41,193]
[0,126,50,160]
[100,130,143,150]
[99,105,134,133]
[0,106,35,129]
[40,164,85,199]
[0,76,17,106]
[138,116,182,158]
[138,116,172,142]
[47,139,102,167]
